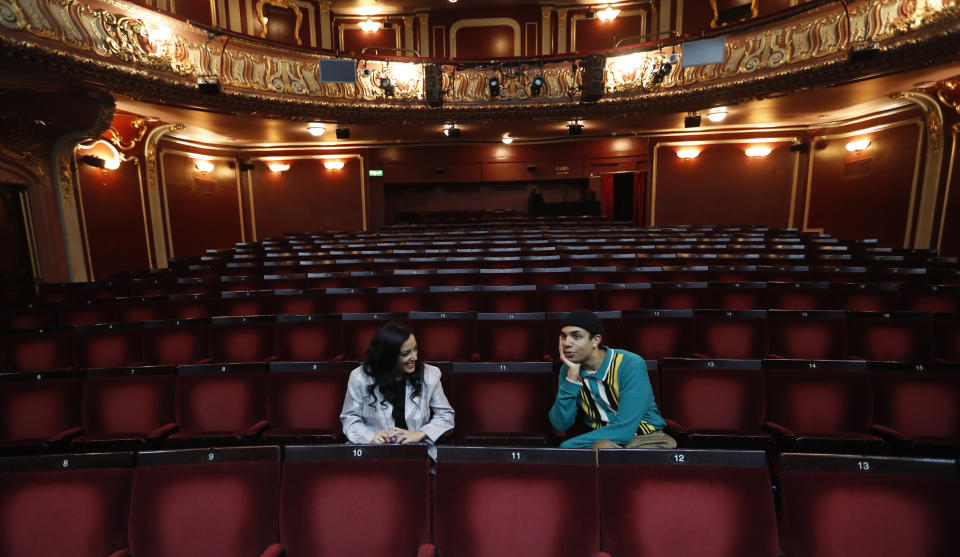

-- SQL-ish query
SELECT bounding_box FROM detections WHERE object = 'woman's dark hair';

[362,322,424,421]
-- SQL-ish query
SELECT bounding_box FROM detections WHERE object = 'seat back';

[693,310,768,359]
[81,367,176,438]
[275,313,342,361]
[129,446,281,557]
[408,311,477,362]
[764,362,873,435]
[75,322,144,369]
[767,310,847,360]
[341,313,406,361]
[477,313,547,361]
[210,315,276,363]
[267,362,354,434]
[598,449,778,557]
[870,363,960,442]
[621,310,694,359]
[659,359,765,433]
[779,453,959,557]
[280,445,430,557]
[142,319,211,365]
[174,364,268,436]
[846,311,932,361]
[450,362,555,442]
[0,371,82,446]
[1,327,75,372]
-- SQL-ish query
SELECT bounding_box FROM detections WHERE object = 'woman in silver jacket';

[340,322,454,456]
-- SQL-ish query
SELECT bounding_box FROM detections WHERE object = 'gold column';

[319,0,332,50]
[541,6,553,56]
[557,8,568,54]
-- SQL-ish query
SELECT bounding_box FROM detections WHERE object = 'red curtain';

[600,173,615,219]
[633,172,647,226]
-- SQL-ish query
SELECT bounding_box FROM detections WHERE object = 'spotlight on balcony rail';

[379,76,395,97]
[197,75,222,94]
[684,113,702,128]
[530,75,544,97]
[335,126,351,139]
[568,122,583,136]
[443,124,461,138]
[488,77,501,98]
[79,155,106,168]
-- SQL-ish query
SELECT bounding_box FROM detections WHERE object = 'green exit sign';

[368,169,383,177]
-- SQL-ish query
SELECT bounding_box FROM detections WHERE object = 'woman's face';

[395,334,418,376]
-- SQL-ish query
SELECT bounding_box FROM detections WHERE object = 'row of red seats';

[1,310,957,372]
[1,445,955,557]
[6,281,960,329]
[1,359,957,456]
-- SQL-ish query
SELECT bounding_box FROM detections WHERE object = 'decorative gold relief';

[710,0,758,28]
[256,0,302,45]
[105,117,149,151]
[57,153,73,209]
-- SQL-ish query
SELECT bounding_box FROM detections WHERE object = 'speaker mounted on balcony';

[424,64,442,108]
[581,55,606,103]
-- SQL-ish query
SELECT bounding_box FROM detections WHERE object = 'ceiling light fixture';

[706,110,728,123]
[307,123,326,136]
[597,7,620,21]
[195,160,215,172]
[745,146,772,157]
[323,160,345,170]
[846,138,871,152]
[676,148,701,159]
[501,133,514,144]
[359,19,381,33]
[268,162,290,172]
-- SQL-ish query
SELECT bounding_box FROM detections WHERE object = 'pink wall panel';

[76,160,151,280]
[805,123,921,247]
[250,157,365,237]
[653,142,795,226]
[161,152,243,258]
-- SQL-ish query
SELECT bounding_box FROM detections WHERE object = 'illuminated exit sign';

[368,169,383,177]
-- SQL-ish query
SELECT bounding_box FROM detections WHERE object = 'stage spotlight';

[684,113,701,128]
[197,75,221,93]
[335,126,351,139]
[651,62,672,85]
[79,155,106,168]
[568,123,583,135]
[379,76,395,97]
[530,75,544,97]
[488,76,501,98]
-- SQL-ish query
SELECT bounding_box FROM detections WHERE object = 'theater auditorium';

[0,0,958,556]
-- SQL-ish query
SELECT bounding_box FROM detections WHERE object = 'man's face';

[559,325,600,364]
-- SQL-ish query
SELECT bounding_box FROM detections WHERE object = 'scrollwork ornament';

[57,153,73,209]
[0,0,26,30]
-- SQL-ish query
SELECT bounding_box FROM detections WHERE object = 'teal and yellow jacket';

[549,347,665,448]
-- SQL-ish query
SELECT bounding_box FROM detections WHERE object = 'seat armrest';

[245,420,270,438]
[49,426,84,446]
[762,420,795,437]
[593,552,613,557]
[663,418,688,435]
[259,543,285,557]
[416,543,436,557]
[870,424,910,441]
[147,422,178,440]
[106,550,131,557]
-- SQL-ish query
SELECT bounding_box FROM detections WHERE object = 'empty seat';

[621,309,694,360]
[74,322,144,369]
[765,281,832,310]
[408,311,477,362]
[763,361,885,453]
[166,363,269,447]
[341,312,406,361]
[74,366,177,450]
[833,283,899,312]
[142,318,212,365]
[1,326,75,372]
[210,315,277,363]
[58,300,117,327]
[846,311,932,361]
[273,288,326,315]
[325,287,377,314]
[0,302,58,330]
[476,312,548,361]
[778,453,959,557]
[274,313,343,361]
[659,358,772,450]
[898,284,960,313]
[651,282,709,310]
[767,310,847,360]
[450,362,556,445]
[428,285,483,312]
[280,444,431,557]
[869,362,960,455]
[596,282,653,311]
[376,286,429,313]
[932,313,959,362]
[482,285,538,313]
[693,310,768,360]
[116,295,169,323]
[434,447,599,557]
[263,361,355,443]
[167,294,218,319]
[0,371,83,453]
[537,284,597,313]
[219,290,275,317]
[0,451,134,557]
[129,446,282,557]
[598,449,778,557]
[706,281,767,310]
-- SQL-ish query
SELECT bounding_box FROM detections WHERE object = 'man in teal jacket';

[549,309,676,449]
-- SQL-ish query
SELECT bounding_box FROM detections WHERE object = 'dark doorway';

[0,184,35,284]
[612,173,635,221]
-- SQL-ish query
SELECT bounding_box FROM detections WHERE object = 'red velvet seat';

[428,285,483,312]
[621,309,694,360]
[325,287,377,314]
[778,453,959,557]
[659,358,772,450]
[116,295,170,323]
[450,362,556,445]
[408,311,477,362]
[763,361,886,453]
[210,315,277,363]
[476,312,548,361]
[74,366,177,450]
[166,363,269,447]
[341,312,406,361]
[129,446,282,557]
[273,288,327,315]
[764,281,832,310]
[142,318,211,366]
[274,313,343,361]
[0,302,58,330]
[898,284,960,313]
[596,282,653,311]
[0,371,83,453]
[651,281,709,309]
[767,310,847,360]
[481,284,538,312]
[598,449,778,557]
[280,444,431,557]
[706,281,767,310]
[693,309,768,359]
[75,322,144,369]
[537,283,597,313]
[0,452,134,557]
[833,283,899,312]
[263,361,355,444]
[1,326,75,372]
[58,300,117,327]
[376,286,430,313]
[846,311,933,361]
[932,313,959,362]
[434,447,599,557]
[219,290,276,317]
[869,362,960,455]
[167,294,218,319]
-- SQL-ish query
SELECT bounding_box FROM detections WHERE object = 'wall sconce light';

[77,139,122,170]
[195,160,215,172]
[745,146,772,157]
[597,7,620,21]
[307,123,326,136]
[845,138,871,152]
[676,148,701,159]
[706,109,728,123]
[359,19,381,32]
[79,155,106,168]
[268,162,290,172]
[323,160,345,170]
[501,133,514,144]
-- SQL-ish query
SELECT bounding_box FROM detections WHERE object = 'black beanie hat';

[561,309,603,337]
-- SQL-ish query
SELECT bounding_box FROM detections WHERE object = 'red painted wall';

[171,2,214,27]
[338,20,405,54]
[454,25,517,59]
[805,122,922,247]
[263,5,303,48]
[76,159,151,280]
[0,188,30,280]
[653,141,796,226]
[160,151,244,258]
[571,10,649,53]
[248,156,366,238]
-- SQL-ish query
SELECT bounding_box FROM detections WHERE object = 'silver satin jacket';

[340,363,455,457]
